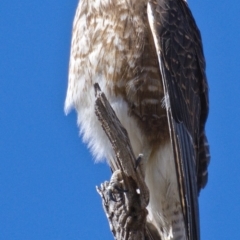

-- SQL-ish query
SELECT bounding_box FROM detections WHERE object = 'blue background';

[1,0,239,239]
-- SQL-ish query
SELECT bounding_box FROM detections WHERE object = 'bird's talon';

[135,153,143,170]
[114,185,128,193]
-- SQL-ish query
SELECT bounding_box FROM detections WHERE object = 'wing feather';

[147,0,209,239]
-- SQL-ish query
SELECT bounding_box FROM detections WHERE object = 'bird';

[64,0,210,239]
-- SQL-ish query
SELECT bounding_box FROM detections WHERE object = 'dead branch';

[94,83,160,240]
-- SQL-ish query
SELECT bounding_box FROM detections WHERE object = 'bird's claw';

[107,187,127,202]
[107,170,128,202]
[135,153,143,170]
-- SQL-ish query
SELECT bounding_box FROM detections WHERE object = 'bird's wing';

[147,0,209,239]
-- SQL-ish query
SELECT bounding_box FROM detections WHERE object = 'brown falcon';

[65,0,210,239]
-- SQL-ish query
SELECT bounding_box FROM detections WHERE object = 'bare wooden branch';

[94,83,153,240]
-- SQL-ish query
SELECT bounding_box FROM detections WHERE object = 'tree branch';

[94,83,160,240]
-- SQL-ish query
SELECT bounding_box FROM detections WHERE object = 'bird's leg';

[135,145,152,178]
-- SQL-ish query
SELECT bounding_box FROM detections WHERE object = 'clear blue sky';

[1,0,239,239]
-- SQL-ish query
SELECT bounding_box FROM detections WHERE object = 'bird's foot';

[107,170,128,202]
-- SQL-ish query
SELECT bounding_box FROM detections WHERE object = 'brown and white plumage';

[65,0,210,239]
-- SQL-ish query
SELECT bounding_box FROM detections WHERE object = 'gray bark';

[94,83,160,240]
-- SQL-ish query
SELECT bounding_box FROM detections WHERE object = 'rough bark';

[94,83,160,240]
